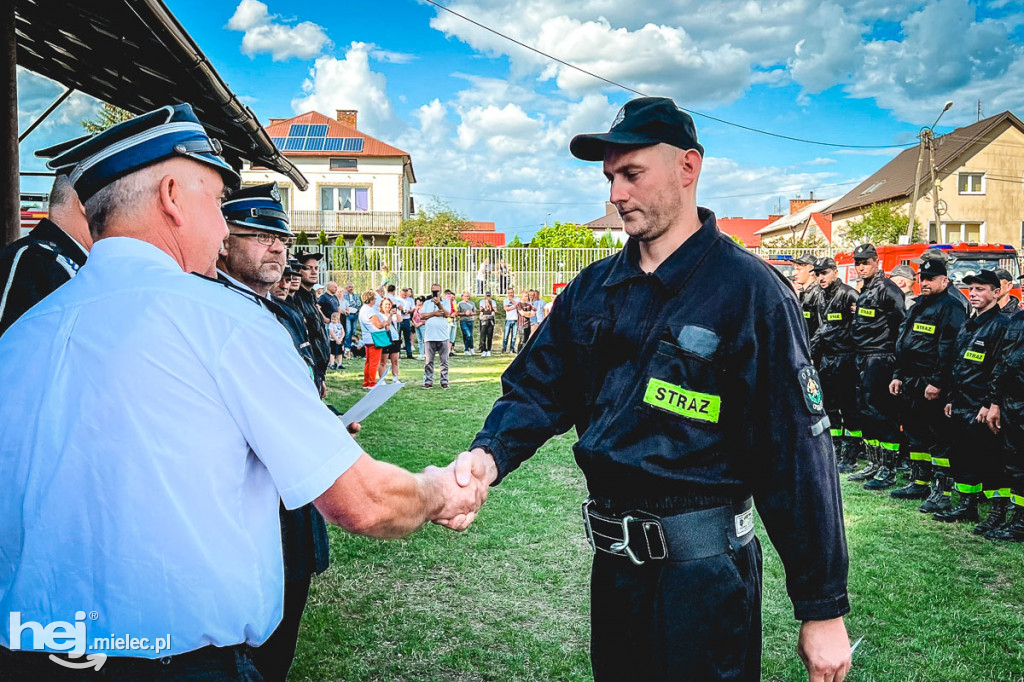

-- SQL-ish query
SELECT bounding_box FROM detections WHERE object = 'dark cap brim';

[569,131,704,161]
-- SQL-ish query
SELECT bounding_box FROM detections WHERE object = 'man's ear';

[679,149,702,188]
[158,174,186,227]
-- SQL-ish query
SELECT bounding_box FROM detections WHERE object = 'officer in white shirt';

[0,103,487,679]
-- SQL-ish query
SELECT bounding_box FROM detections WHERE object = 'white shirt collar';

[90,236,185,272]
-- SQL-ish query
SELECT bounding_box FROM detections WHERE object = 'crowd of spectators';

[306,276,554,389]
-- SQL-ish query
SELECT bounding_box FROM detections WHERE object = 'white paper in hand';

[341,379,404,426]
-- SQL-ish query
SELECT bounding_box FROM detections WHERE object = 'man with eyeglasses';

[292,251,332,396]
[218,184,335,680]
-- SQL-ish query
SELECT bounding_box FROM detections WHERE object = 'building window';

[321,186,370,212]
[958,172,985,195]
[330,158,358,171]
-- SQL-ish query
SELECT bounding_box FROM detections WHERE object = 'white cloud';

[369,49,417,64]
[804,157,839,166]
[226,0,331,61]
[292,42,401,137]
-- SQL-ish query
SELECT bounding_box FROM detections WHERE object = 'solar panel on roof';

[342,138,364,152]
[288,124,309,137]
[308,124,328,137]
[323,138,344,151]
[303,137,326,151]
[271,137,286,147]
[282,137,304,151]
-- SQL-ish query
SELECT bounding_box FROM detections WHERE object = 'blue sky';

[16,0,1024,240]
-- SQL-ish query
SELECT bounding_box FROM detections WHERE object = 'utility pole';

[906,101,953,242]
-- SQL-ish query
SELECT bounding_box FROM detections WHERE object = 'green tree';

[729,234,746,247]
[403,234,415,247]
[81,103,135,133]
[529,221,598,248]
[842,202,921,246]
[330,234,350,270]
[294,230,310,246]
[763,235,827,250]
[352,234,367,270]
[386,235,397,247]
[508,235,523,248]
[598,230,615,249]
[397,199,470,247]
[316,230,329,247]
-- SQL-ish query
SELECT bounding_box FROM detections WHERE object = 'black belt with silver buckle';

[581,497,755,565]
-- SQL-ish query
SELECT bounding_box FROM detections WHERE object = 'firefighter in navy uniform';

[935,269,1010,525]
[447,97,851,682]
[888,259,967,508]
[0,173,90,337]
[996,269,1020,315]
[809,257,862,473]
[985,308,1024,541]
[291,250,332,395]
[215,183,338,681]
[794,253,822,348]
[848,244,906,489]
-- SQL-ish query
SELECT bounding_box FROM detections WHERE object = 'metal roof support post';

[1,1,19,247]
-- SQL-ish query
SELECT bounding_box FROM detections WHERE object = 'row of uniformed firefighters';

[795,245,1024,542]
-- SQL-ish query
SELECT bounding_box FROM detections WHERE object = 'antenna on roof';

[978,100,982,122]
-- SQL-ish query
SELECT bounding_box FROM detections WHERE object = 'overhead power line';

[422,0,914,150]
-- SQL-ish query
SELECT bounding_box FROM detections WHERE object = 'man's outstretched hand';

[798,617,851,682]
[433,448,499,531]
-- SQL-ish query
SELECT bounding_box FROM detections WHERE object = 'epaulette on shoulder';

[190,272,266,308]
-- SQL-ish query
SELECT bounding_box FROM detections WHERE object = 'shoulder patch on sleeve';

[798,366,826,416]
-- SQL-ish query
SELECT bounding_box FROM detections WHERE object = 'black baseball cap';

[812,257,837,272]
[853,243,877,260]
[962,269,1000,288]
[570,97,704,161]
[293,251,323,263]
[919,259,947,278]
[793,252,816,266]
[994,268,1014,282]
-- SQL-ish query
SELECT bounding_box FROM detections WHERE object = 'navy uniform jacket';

[948,306,1009,413]
[212,273,330,582]
[0,218,88,336]
[800,282,823,341]
[472,209,849,622]
[990,310,1024,412]
[810,280,858,358]
[291,286,331,387]
[1000,296,1021,315]
[851,273,905,354]
[892,289,967,389]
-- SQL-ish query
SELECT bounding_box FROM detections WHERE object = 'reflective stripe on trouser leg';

[984,488,1013,499]
[956,482,984,494]
[909,452,932,462]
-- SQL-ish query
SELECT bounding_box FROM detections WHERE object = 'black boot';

[974,497,1010,535]
[891,462,931,499]
[933,491,980,522]
[986,504,1024,541]
[837,438,860,473]
[864,449,897,490]
[919,472,952,513]
[849,444,880,481]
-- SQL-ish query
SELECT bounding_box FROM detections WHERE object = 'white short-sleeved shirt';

[0,238,362,657]
[503,296,519,321]
[359,305,383,339]
[420,299,450,342]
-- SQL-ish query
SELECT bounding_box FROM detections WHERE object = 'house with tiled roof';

[241,109,415,242]
[583,203,627,244]
[829,111,1024,247]
[717,217,770,248]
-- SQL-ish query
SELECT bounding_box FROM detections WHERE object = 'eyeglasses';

[230,233,296,248]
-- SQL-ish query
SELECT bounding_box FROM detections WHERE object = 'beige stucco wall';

[833,120,1024,248]
[241,155,410,218]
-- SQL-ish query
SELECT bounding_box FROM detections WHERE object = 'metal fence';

[306,244,850,295]
[310,246,621,295]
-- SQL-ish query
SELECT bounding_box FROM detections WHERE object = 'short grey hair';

[84,172,152,238]
[48,174,77,210]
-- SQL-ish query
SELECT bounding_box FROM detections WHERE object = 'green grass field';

[289,353,1024,681]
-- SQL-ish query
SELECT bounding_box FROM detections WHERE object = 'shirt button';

[160,656,173,665]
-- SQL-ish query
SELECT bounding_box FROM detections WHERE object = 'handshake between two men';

[310,446,499,539]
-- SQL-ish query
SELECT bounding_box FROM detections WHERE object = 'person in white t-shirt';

[420,284,452,389]
[502,286,519,353]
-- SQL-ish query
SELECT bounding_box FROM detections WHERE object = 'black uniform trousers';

[948,410,1003,495]
[818,354,859,438]
[856,354,902,451]
[249,576,311,682]
[900,376,950,478]
[1001,403,1024,505]
[590,539,763,681]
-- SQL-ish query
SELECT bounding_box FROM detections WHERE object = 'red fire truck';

[834,243,1022,299]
